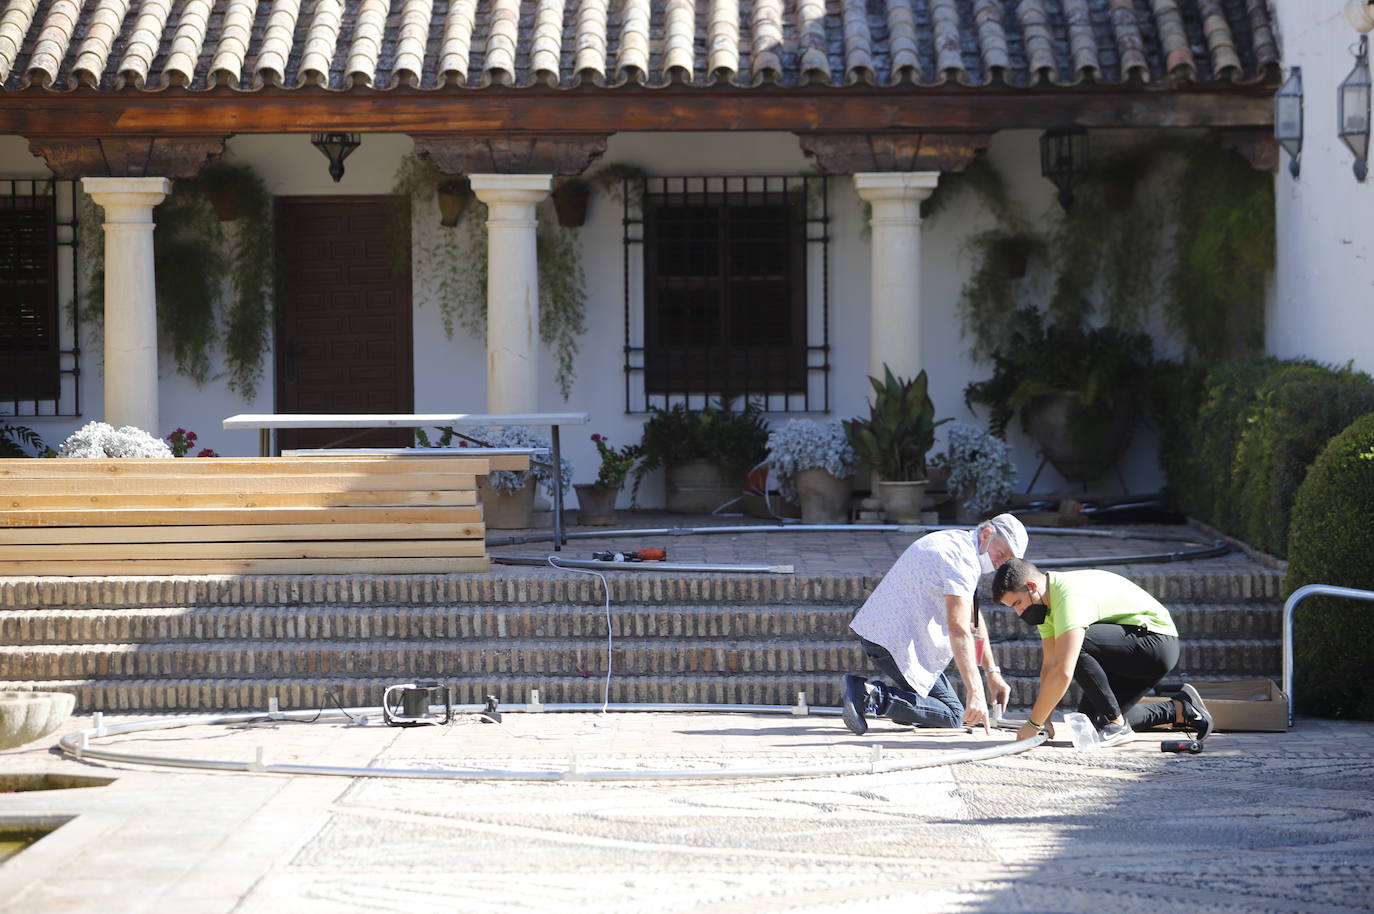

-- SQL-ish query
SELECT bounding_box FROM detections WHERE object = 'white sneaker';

[1098,719,1135,747]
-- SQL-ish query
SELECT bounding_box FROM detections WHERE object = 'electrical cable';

[547,556,613,713]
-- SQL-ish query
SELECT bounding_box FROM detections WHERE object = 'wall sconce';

[310,133,361,183]
[1339,36,1371,183]
[1274,67,1303,179]
[1039,128,1090,211]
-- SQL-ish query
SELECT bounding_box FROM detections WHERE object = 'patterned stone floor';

[2,709,1370,914]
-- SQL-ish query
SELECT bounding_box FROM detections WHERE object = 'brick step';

[0,636,1281,681]
[0,602,1283,645]
[2,671,1270,714]
[0,568,1286,610]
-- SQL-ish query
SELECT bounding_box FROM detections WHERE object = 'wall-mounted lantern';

[310,133,361,183]
[1039,128,1089,211]
[1339,36,1371,183]
[1274,67,1303,179]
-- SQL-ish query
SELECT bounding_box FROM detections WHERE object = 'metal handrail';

[1283,584,1374,726]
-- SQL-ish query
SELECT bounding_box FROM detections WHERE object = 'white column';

[82,177,171,435]
[469,174,553,414]
[853,172,940,383]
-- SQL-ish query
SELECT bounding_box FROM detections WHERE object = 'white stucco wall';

[1269,3,1374,373]
[1,128,1181,501]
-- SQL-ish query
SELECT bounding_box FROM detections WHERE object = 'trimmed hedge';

[1159,358,1374,559]
[1285,413,1374,719]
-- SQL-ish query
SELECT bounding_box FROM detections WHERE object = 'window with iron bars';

[0,179,81,416]
[622,175,829,413]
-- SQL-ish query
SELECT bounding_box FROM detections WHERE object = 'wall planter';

[665,460,739,514]
[552,179,591,228]
[574,484,620,526]
[794,467,853,524]
[1023,390,1133,485]
[479,477,536,529]
[436,178,472,227]
[875,479,927,524]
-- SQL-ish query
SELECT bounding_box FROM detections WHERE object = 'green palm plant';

[843,367,949,481]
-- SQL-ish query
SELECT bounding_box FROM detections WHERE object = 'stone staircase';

[0,568,1285,712]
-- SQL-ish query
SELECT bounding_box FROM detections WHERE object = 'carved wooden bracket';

[28,136,227,179]
[411,133,610,176]
[1216,128,1279,173]
[796,132,993,174]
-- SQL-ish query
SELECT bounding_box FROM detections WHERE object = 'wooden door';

[275,197,413,452]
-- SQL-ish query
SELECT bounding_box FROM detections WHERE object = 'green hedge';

[1159,358,1374,559]
[1285,413,1374,719]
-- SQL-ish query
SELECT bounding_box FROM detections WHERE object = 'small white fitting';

[790,692,809,716]
[249,746,269,772]
[93,711,104,737]
[869,744,884,773]
[529,689,545,713]
[75,731,88,760]
[268,697,283,720]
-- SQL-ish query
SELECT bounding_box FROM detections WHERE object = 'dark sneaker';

[841,673,873,736]
[1175,683,1215,741]
[1098,719,1135,747]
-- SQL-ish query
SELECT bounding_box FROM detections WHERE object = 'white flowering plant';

[57,422,173,458]
[456,425,572,497]
[765,419,857,504]
[930,422,1017,517]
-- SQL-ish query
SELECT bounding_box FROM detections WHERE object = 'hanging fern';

[537,217,587,399]
[153,188,225,384]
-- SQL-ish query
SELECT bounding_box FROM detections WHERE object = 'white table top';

[224,413,590,430]
[281,447,547,456]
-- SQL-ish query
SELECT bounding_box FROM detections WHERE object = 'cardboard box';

[1139,679,1288,732]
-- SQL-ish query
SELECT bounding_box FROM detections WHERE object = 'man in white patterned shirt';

[841,514,1028,735]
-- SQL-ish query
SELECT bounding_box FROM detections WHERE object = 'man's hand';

[1016,719,1055,742]
[987,671,1011,708]
[962,690,989,732]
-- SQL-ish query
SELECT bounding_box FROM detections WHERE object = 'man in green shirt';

[992,558,1214,747]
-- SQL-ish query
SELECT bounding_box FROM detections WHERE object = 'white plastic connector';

[75,731,88,760]
[93,711,104,738]
[249,746,269,773]
[528,689,545,713]
[268,697,284,720]
[869,744,884,773]
[991,702,1004,727]
[790,691,809,716]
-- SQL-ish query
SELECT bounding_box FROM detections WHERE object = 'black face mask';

[1019,603,1049,626]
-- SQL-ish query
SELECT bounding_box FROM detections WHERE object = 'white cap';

[987,513,1028,558]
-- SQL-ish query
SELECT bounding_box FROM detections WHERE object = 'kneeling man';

[993,558,1213,746]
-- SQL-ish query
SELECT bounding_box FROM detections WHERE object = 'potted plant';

[765,419,856,524]
[843,367,948,523]
[575,433,640,526]
[633,401,770,513]
[931,422,1017,524]
[963,308,1153,485]
[459,425,573,529]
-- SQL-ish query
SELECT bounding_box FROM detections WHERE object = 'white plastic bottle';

[1061,712,1101,751]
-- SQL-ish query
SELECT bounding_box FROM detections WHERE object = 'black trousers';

[1074,623,1179,731]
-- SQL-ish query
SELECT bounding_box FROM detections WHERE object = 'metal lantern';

[1338,36,1371,182]
[310,133,362,183]
[1274,66,1303,179]
[1039,128,1090,210]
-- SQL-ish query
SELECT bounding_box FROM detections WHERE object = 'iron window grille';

[622,174,829,414]
[0,179,81,417]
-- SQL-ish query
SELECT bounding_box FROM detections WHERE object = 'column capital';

[413,133,609,176]
[797,132,992,174]
[81,177,172,221]
[853,172,941,205]
[469,174,553,208]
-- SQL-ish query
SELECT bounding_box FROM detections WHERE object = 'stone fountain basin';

[0,692,76,751]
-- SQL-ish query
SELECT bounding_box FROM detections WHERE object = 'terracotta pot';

[436,178,472,227]
[875,479,928,524]
[665,460,740,514]
[1023,390,1134,485]
[574,483,620,526]
[478,477,536,529]
[552,179,591,228]
[207,189,238,221]
[794,467,853,524]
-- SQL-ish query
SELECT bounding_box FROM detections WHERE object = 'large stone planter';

[0,691,75,751]
[794,468,854,524]
[1023,390,1134,485]
[478,477,536,529]
[574,484,621,526]
[665,460,740,514]
[875,479,928,524]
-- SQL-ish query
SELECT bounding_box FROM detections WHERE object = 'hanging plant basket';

[436,178,472,227]
[206,188,238,222]
[552,179,591,228]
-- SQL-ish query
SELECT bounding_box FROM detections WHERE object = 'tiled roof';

[0,0,1279,93]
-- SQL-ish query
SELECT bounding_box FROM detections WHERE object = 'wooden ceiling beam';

[0,87,1275,137]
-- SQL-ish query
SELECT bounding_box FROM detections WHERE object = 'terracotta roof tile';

[0,0,1281,93]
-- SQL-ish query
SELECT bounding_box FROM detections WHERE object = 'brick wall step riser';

[5,674,1270,714]
[0,570,1285,609]
[0,603,1283,645]
[2,639,1281,680]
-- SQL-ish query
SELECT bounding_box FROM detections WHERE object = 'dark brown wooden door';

[275,197,413,452]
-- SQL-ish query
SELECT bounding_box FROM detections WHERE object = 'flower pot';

[206,188,238,221]
[1023,390,1134,485]
[665,459,740,514]
[875,479,928,524]
[552,179,590,228]
[436,178,471,227]
[574,483,620,526]
[794,467,854,524]
[0,690,75,750]
[478,477,536,529]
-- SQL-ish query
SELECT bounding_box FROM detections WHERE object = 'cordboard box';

[1140,679,1288,732]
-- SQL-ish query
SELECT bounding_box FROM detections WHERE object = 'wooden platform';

[0,455,527,575]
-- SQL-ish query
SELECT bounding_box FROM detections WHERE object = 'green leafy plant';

[632,401,770,500]
[589,433,642,491]
[963,308,1153,439]
[1286,413,1374,719]
[843,366,949,482]
[0,422,47,457]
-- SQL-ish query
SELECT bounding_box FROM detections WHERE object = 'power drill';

[1160,739,1204,754]
[591,548,667,563]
